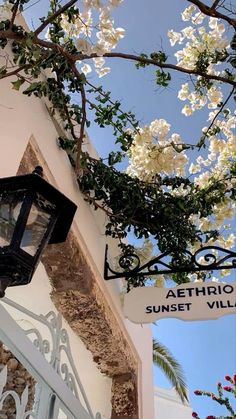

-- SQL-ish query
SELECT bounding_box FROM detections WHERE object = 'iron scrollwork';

[1,299,100,419]
[104,244,236,280]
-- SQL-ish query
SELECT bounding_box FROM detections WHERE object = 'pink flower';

[192,413,198,418]
[194,390,202,395]
[225,375,231,381]
[234,374,236,385]
[206,416,215,419]
[223,386,233,392]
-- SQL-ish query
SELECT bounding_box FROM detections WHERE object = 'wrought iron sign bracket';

[104,244,236,280]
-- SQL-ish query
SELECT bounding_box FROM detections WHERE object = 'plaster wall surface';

[0,34,154,418]
[154,387,193,419]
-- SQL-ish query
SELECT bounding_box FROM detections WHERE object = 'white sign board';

[124,281,236,323]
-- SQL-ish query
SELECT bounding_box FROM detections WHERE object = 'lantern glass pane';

[0,193,24,247]
[20,194,55,256]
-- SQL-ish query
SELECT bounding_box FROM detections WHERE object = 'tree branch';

[34,0,78,36]
[10,0,21,29]
[80,52,236,88]
[70,63,87,174]
[198,86,235,146]
[82,191,145,226]
[86,98,127,136]
[0,29,75,64]
[210,0,221,10]
[0,64,31,79]
[86,80,139,132]
[188,0,236,29]
[1,29,235,87]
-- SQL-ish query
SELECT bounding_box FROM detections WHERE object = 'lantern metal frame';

[0,167,77,296]
[104,244,236,280]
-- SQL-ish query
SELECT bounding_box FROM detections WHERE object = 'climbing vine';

[0,0,235,287]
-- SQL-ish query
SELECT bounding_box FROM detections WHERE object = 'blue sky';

[5,0,236,416]
[152,313,236,417]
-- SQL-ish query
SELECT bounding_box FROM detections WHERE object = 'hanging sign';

[123,281,236,323]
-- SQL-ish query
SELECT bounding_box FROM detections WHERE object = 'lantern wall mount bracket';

[104,244,236,280]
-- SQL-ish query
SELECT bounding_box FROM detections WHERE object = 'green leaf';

[153,339,188,403]
[23,82,40,95]
[155,69,171,87]
[0,66,7,77]
[11,79,25,91]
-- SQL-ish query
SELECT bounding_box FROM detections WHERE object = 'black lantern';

[0,167,77,297]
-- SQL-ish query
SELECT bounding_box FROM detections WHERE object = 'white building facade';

[154,387,193,419]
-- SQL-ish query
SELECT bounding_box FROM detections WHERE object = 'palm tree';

[153,338,188,403]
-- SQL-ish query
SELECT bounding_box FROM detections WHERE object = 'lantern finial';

[32,166,43,176]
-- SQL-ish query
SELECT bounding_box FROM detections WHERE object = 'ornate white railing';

[0,365,36,419]
[0,298,101,419]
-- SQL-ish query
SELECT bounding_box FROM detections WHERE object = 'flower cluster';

[126,119,188,181]
[193,373,236,418]
[188,108,236,257]
[126,112,235,261]
[170,17,228,70]
[178,84,224,116]
[126,5,235,262]
[46,0,125,77]
[225,374,236,386]
[168,5,231,116]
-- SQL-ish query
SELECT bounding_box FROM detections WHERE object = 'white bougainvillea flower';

[189,163,201,174]
[149,119,171,138]
[109,0,123,7]
[182,105,193,116]
[209,17,225,33]
[191,11,205,25]
[207,87,223,109]
[76,38,92,54]
[93,57,105,68]
[178,83,189,101]
[181,26,195,39]
[97,66,111,77]
[181,5,196,22]
[167,30,183,46]
[81,63,92,75]
[126,119,188,181]
[83,0,101,9]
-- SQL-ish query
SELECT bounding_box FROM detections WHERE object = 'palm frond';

[153,338,188,403]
